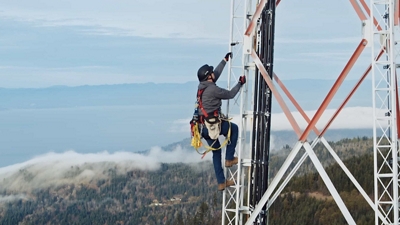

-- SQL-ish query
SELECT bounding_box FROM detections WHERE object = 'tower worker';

[193,52,246,191]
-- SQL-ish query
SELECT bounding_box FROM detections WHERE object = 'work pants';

[201,120,238,184]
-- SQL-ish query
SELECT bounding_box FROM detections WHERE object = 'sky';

[0,0,370,88]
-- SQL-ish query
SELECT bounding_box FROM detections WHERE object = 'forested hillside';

[269,152,374,224]
[0,137,376,224]
[0,162,220,225]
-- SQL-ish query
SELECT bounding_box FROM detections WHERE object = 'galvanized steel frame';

[223,0,400,224]
[370,0,400,224]
[223,0,255,224]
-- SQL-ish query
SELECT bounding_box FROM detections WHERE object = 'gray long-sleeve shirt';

[197,60,242,116]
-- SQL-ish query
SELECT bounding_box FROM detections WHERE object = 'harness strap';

[197,89,209,118]
[197,88,219,122]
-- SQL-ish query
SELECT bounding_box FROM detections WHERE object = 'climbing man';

[193,52,246,191]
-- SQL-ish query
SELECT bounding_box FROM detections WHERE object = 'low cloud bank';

[0,145,207,193]
[0,194,28,204]
[173,107,381,133]
[268,107,376,131]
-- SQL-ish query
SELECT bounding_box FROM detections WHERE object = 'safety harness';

[190,87,231,158]
[197,88,219,124]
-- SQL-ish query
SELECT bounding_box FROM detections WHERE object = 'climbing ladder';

[223,0,255,224]
[370,0,400,224]
[224,0,275,224]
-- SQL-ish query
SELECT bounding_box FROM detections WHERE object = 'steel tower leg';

[370,0,400,224]
[223,0,255,224]
[224,0,276,224]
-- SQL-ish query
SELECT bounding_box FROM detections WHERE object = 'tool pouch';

[204,116,221,140]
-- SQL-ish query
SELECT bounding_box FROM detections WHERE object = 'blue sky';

[0,0,371,88]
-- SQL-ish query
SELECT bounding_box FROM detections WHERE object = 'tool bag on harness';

[203,116,220,140]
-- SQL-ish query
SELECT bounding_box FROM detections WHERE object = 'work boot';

[218,179,236,191]
[225,157,238,167]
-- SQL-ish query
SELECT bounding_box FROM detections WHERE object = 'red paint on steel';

[349,0,368,21]
[245,0,268,36]
[395,0,400,26]
[359,0,382,31]
[274,74,320,136]
[251,51,302,138]
[321,49,384,136]
[299,39,367,142]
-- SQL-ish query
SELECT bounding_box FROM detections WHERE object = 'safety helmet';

[197,64,214,81]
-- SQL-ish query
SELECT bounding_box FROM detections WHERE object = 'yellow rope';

[191,119,231,158]
[191,122,203,149]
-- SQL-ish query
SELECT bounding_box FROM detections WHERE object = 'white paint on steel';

[370,0,399,224]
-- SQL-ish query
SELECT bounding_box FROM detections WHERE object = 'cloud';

[269,107,375,131]
[0,0,371,88]
[173,107,382,133]
[276,37,360,44]
[170,118,190,133]
[0,0,230,39]
[0,66,15,69]
[0,69,146,88]
[0,146,208,192]
[0,194,29,204]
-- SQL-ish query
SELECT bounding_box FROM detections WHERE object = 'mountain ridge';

[0,79,371,111]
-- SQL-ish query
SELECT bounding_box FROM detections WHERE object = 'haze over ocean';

[0,104,190,168]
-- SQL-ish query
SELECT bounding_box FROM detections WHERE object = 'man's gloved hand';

[239,75,246,85]
[224,52,232,61]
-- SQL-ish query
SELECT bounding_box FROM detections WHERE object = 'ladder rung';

[225,209,236,213]
[239,208,251,214]
[377,173,395,178]
[242,159,252,167]
[230,66,244,69]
